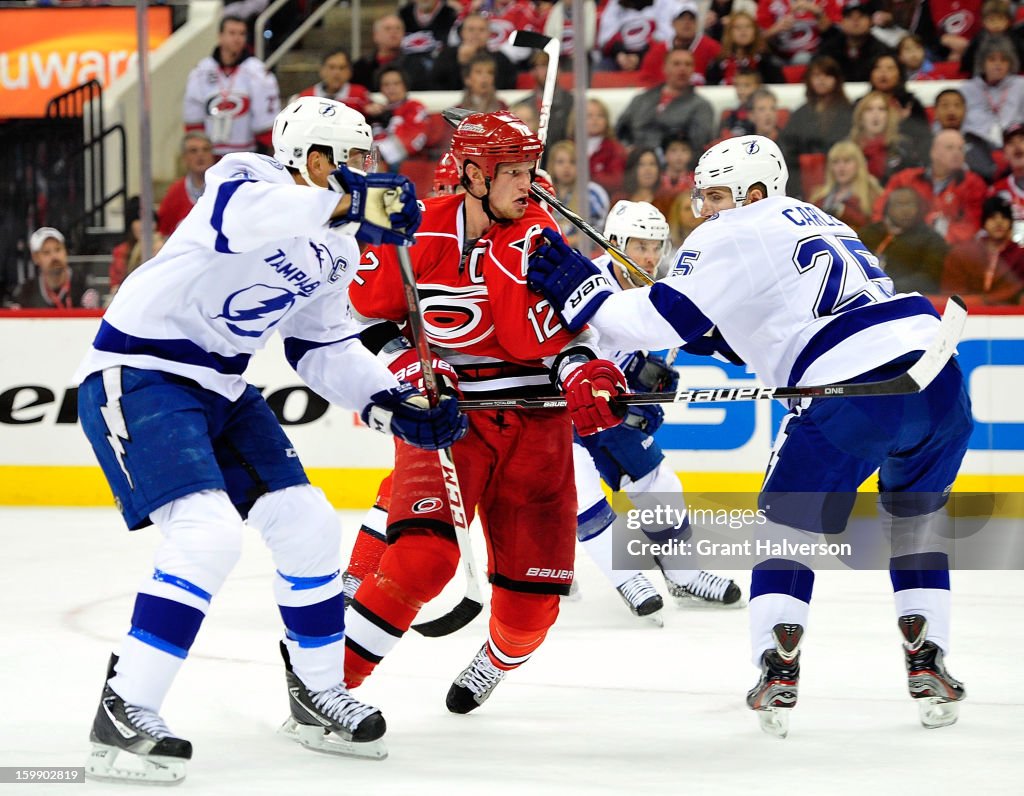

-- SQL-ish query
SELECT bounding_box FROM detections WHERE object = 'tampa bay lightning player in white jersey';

[527,135,972,737]
[573,201,742,624]
[75,97,467,782]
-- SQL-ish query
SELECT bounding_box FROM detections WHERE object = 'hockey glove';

[328,165,422,246]
[561,358,627,437]
[622,403,665,435]
[362,383,467,450]
[527,227,613,333]
[385,347,461,398]
[624,352,679,394]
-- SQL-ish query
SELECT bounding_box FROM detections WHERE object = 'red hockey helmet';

[432,152,461,195]
[451,111,544,182]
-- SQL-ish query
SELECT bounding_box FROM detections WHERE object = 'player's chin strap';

[461,168,510,226]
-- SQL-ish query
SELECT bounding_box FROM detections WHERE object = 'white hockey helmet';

[691,134,789,216]
[272,97,373,185]
[603,200,672,282]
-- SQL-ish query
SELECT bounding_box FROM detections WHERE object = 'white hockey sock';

[284,636,346,693]
[894,588,951,654]
[110,634,186,712]
[579,526,641,589]
[749,593,810,668]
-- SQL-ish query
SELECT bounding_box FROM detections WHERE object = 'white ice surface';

[0,507,1021,795]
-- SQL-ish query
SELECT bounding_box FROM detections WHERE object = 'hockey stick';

[509,30,560,147]
[455,296,968,410]
[439,107,654,286]
[393,245,484,638]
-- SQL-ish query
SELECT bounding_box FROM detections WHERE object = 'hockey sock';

[345,529,459,687]
[346,522,387,583]
[486,590,559,671]
[749,559,814,666]
[890,553,951,653]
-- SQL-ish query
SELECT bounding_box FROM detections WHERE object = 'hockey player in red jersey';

[343,110,626,713]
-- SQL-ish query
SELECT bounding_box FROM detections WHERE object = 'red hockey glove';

[387,347,461,398]
[561,359,627,436]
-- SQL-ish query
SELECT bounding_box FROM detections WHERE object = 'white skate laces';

[310,685,379,733]
[123,705,175,740]
[617,573,661,608]
[455,647,505,698]
[686,570,733,602]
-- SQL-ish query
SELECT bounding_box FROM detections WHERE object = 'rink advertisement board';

[0,7,172,118]
[0,311,1022,507]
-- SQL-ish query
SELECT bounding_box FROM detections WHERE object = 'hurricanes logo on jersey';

[419,285,493,347]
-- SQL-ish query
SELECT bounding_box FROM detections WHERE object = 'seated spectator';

[862,51,931,164]
[706,10,785,85]
[666,190,703,247]
[660,134,695,195]
[961,35,1024,152]
[517,50,573,150]
[455,53,507,114]
[546,140,611,250]
[364,66,428,172]
[639,4,723,86]
[749,87,783,142]
[182,15,279,158]
[595,0,679,73]
[581,98,628,195]
[110,197,165,294]
[989,123,1024,244]
[718,68,762,138]
[758,0,841,66]
[860,187,950,294]
[617,48,715,153]
[931,88,999,183]
[289,49,370,114]
[940,194,1024,305]
[486,0,546,65]
[704,0,760,42]
[509,100,540,133]
[352,14,406,91]
[810,139,884,233]
[430,13,517,90]
[398,0,458,85]
[780,55,853,197]
[850,90,921,184]
[871,0,977,59]
[896,33,943,81]
[14,227,99,309]
[818,0,891,83]
[158,132,214,237]
[539,0,597,70]
[960,0,1024,78]
[623,147,666,206]
[875,129,988,245]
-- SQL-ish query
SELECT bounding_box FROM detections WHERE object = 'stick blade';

[441,107,473,129]
[510,30,556,51]
[411,597,484,637]
[904,294,968,391]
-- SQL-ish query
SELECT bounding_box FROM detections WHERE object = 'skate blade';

[639,609,664,628]
[916,698,960,729]
[85,743,187,786]
[754,707,791,739]
[278,716,388,760]
[670,593,747,610]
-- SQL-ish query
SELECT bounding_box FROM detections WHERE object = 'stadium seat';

[782,65,806,84]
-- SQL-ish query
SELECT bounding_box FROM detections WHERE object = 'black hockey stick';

[393,245,484,638]
[455,296,968,410]
[439,107,655,287]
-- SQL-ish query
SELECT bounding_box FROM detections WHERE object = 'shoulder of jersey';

[419,194,464,228]
[206,152,290,186]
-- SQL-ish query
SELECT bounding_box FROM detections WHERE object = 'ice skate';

[656,559,744,608]
[616,572,665,626]
[899,614,965,729]
[277,642,387,759]
[85,654,191,786]
[446,644,507,714]
[746,624,803,739]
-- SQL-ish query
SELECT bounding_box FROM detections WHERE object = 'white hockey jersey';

[183,55,281,157]
[75,154,399,413]
[589,196,941,389]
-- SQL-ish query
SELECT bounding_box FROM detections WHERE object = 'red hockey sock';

[485,590,559,671]
[346,526,387,582]
[344,530,459,687]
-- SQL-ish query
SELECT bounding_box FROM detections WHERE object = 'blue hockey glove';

[622,403,665,435]
[623,353,679,394]
[527,227,614,332]
[362,383,467,450]
[328,165,421,246]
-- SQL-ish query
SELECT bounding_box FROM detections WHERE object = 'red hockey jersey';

[350,194,578,397]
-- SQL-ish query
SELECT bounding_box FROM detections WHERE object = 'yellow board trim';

[3,466,1023,515]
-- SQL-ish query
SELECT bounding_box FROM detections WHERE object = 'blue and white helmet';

[604,200,672,280]
[691,135,788,215]
[272,97,373,185]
